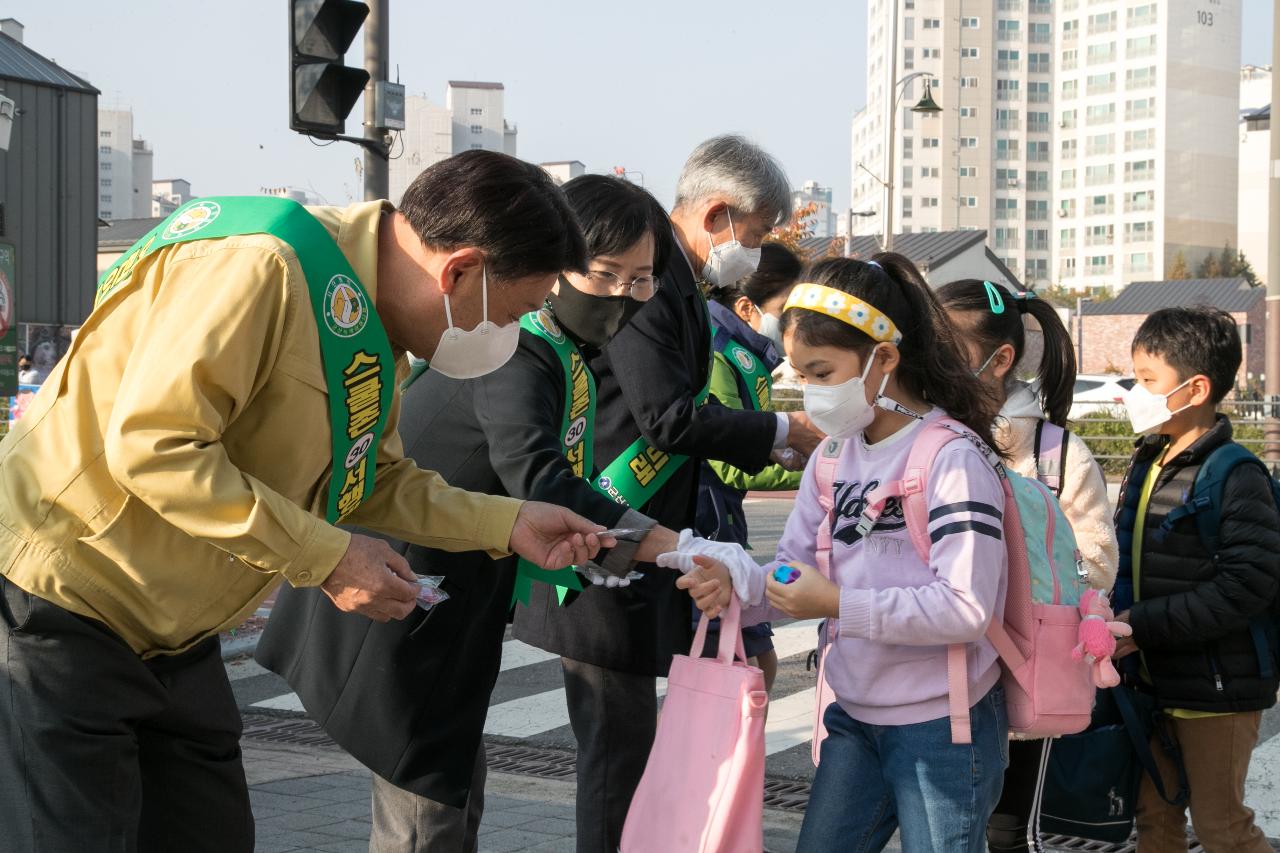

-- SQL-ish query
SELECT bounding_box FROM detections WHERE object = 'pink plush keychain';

[1072,588,1133,688]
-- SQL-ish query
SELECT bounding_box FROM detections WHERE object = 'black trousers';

[0,577,253,853]
[560,657,657,853]
[987,738,1050,853]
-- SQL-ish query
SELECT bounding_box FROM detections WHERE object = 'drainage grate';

[242,714,338,748]
[485,743,577,779]
[762,779,810,812]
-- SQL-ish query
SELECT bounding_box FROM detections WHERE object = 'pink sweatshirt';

[750,409,1009,727]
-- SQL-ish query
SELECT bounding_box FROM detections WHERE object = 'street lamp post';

[882,73,941,252]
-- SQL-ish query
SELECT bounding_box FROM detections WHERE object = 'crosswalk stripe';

[499,639,560,672]
[253,692,306,712]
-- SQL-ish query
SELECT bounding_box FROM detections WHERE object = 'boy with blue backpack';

[1113,306,1280,852]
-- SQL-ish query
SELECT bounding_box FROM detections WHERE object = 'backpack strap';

[813,438,844,649]
[1161,443,1280,680]
[1033,419,1068,497]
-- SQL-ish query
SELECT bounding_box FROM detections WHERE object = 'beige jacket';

[0,201,521,655]
[996,382,1119,592]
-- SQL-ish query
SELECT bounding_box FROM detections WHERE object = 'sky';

[7,0,1275,214]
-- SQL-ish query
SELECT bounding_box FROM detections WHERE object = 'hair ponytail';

[782,253,1002,451]
[936,279,1077,427]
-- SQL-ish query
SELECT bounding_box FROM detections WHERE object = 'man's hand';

[676,556,733,618]
[765,562,839,620]
[1112,610,1138,659]
[510,501,609,570]
[786,411,824,457]
[320,533,419,622]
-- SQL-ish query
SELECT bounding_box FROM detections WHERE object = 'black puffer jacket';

[1115,416,1280,712]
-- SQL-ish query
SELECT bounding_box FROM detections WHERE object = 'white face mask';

[803,348,892,440]
[702,209,761,287]
[755,307,784,351]
[428,265,521,380]
[1123,378,1193,435]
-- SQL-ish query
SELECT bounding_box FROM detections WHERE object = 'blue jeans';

[798,685,1010,853]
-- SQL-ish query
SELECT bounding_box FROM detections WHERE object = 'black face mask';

[547,278,646,349]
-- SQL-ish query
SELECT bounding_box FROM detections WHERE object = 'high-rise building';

[152,178,193,217]
[97,109,153,221]
[794,181,837,238]
[1240,64,1272,113]
[387,81,519,203]
[540,161,586,186]
[1239,104,1270,285]
[850,0,1241,291]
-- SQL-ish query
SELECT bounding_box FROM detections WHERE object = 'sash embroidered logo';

[160,200,221,240]
[323,275,369,337]
[832,479,906,545]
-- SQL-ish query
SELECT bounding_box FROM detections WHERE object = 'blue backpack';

[1152,443,1280,679]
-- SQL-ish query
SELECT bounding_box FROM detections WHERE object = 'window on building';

[997,108,1020,130]
[100,179,111,188]
[1028,170,1050,191]
[960,106,978,118]
[1029,52,1051,73]
[470,143,482,149]
[904,47,915,69]
[923,137,940,148]
[921,47,941,59]
[1062,19,1079,39]
[996,139,1021,160]
[1124,221,1154,242]
[1086,133,1115,156]
[470,124,483,133]
[1061,138,1078,159]
[470,107,483,116]
[961,17,980,28]
[995,227,1019,249]
[997,49,1019,71]
[996,198,1019,219]
[101,194,112,203]
[903,17,915,39]
[903,137,914,159]
[1126,34,1156,59]
[1087,42,1116,64]
[1060,168,1077,189]
[1127,3,1156,27]
[920,166,939,178]
[1126,66,1156,90]
[1088,255,1113,273]
[997,167,1020,186]
[1087,72,1116,95]
[1028,111,1051,133]
[98,145,111,154]
[1086,103,1116,125]
[1060,199,1077,217]
[961,77,980,89]
[963,196,978,207]
[1059,228,1077,248]
[1028,200,1049,220]
[923,18,941,29]
[101,162,111,172]
[1086,224,1114,246]
[1125,158,1155,182]
[1087,11,1116,34]
[1062,48,1078,70]
[1087,193,1113,215]
[902,197,914,218]
[997,19,1021,40]
[922,197,939,208]
[100,130,111,138]
[1125,190,1155,212]
[902,166,914,189]
[997,79,1021,101]
[1125,97,1156,120]
[1027,258,1049,282]
[960,136,979,148]
[1062,79,1078,100]
[960,166,978,178]
[962,47,981,59]
[1124,128,1156,151]
[1030,22,1052,43]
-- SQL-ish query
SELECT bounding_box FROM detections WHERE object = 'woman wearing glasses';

[258,174,684,853]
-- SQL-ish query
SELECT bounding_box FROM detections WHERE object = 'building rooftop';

[0,29,96,93]
[1082,278,1261,315]
[845,229,1021,287]
[447,80,504,90]
[539,160,585,167]
[98,217,163,252]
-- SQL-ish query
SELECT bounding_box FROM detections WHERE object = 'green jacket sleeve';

[706,352,804,492]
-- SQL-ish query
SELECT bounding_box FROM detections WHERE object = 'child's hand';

[765,562,839,620]
[1113,636,1139,659]
[675,555,732,618]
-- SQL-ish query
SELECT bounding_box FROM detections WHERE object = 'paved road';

[229,496,1280,837]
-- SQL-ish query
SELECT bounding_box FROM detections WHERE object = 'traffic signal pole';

[362,0,389,201]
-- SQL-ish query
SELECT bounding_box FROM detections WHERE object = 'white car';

[1068,374,1135,420]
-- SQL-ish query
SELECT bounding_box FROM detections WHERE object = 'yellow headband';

[783,283,903,345]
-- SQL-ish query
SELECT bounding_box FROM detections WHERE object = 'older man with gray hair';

[512,135,821,852]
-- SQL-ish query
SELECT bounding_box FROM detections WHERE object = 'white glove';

[655,529,767,606]
[588,572,630,588]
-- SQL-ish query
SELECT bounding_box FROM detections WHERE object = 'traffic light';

[290,0,370,136]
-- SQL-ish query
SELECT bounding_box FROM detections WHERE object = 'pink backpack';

[621,598,768,853]
[810,417,1093,754]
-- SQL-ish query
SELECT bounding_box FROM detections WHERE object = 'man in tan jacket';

[0,151,606,853]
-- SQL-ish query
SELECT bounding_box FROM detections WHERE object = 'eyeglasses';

[583,269,660,301]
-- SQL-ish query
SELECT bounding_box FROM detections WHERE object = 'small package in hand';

[414,575,450,611]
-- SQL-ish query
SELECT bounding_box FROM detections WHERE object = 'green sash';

[718,333,773,412]
[95,197,395,524]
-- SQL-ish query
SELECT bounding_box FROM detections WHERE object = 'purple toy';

[772,565,801,585]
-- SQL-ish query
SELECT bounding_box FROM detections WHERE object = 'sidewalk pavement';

[244,739,819,853]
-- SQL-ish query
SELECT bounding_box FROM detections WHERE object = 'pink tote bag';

[619,598,768,853]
